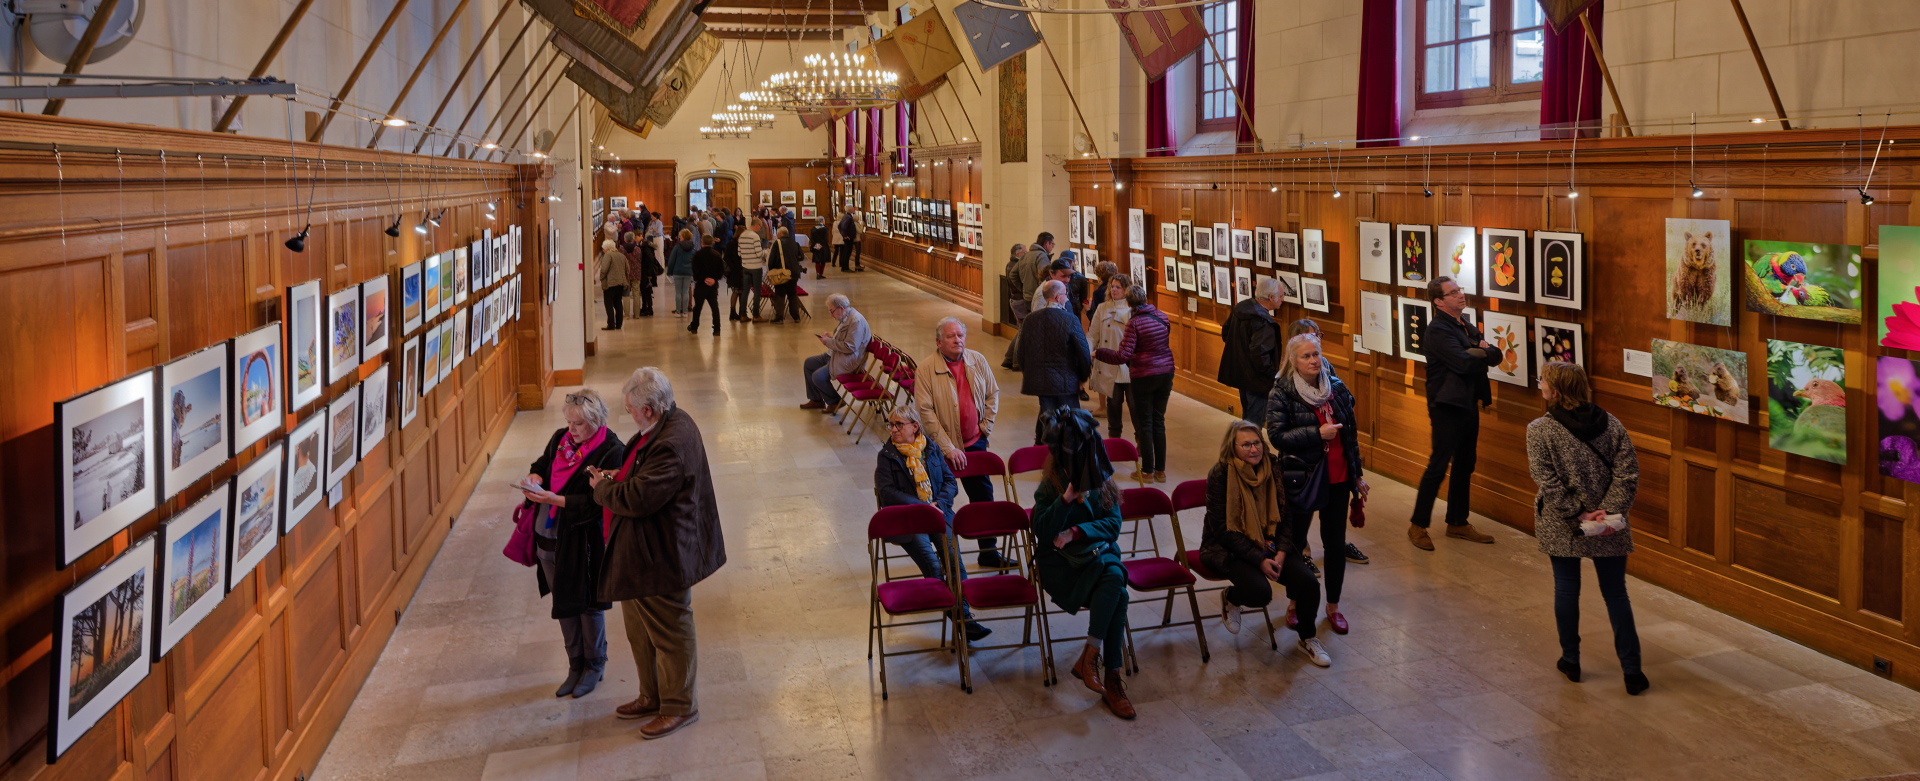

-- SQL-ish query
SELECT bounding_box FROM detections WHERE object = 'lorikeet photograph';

[1766,339,1847,464]
[1877,226,1920,350]
[1743,239,1860,324]
[1651,339,1750,424]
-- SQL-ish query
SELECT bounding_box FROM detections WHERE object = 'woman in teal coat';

[1030,408,1135,720]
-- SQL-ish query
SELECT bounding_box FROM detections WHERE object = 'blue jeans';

[885,518,972,618]
[670,275,692,312]
[1551,555,1641,675]
[1034,393,1081,444]
[804,353,838,405]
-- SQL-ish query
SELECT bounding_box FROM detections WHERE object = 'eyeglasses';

[885,420,914,429]
[565,393,590,404]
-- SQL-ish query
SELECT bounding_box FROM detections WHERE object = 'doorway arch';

[681,169,744,214]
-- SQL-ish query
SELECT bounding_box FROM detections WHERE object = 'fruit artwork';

[1492,239,1517,286]
[1450,242,1467,276]
[1491,322,1521,375]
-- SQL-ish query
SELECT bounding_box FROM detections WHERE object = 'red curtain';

[1234,0,1255,150]
[1354,0,1399,147]
[897,102,912,174]
[1541,5,1604,139]
[843,113,857,176]
[865,108,883,176]
[1147,77,1172,156]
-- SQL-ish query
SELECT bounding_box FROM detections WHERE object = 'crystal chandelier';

[711,103,775,128]
[700,124,753,139]
[748,52,900,112]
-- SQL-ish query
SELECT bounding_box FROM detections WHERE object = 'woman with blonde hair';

[519,389,627,698]
[1266,333,1369,635]
[1199,418,1330,665]
[1527,361,1646,695]
[1086,273,1132,433]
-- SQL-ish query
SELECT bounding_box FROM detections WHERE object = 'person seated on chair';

[1030,408,1136,720]
[874,405,991,643]
[800,293,870,415]
[1201,418,1332,668]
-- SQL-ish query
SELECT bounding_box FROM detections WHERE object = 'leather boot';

[1408,524,1435,551]
[571,666,602,698]
[1070,644,1105,694]
[1101,670,1136,720]
[555,663,584,698]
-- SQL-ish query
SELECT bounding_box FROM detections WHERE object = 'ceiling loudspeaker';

[21,0,145,64]
[536,130,555,152]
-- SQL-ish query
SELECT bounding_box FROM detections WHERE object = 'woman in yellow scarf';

[1197,419,1332,667]
[874,406,990,643]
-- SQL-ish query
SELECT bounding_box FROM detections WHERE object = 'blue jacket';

[665,240,696,276]
[874,439,958,524]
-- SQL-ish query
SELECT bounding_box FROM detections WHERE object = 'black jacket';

[529,428,627,618]
[810,224,831,262]
[691,246,725,285]
[1217,299,1281,392]
[874,440,959,523]
[1198,461,1295,575]
[593,407,728,599]
[768,237,805,289]
[1017,306,1092,397]
[1265,372,1362,496]
[722,238,744,287]
[1422,310,1499,409]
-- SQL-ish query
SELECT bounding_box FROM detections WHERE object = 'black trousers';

[1219,551,1319,639]
[603,286,626,328]
[1551,555,1641,674]
[1129,373,1174,472]
[835,241,854,270]
[688,283,721,332]
[1412,403,1478,527]
[1288,483,1353,604]
[1105,383,1129,439]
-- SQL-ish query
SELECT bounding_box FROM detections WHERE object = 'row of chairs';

[830,337,917,444]
[868,439,1282,698]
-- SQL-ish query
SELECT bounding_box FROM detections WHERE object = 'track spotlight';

[1332,190,1342,199]
[486,201,496,212]
[1691,181,1705,198]
[1860,187,1876,206]
[381,117,408,127]
[284,224,309,252]
[413,213,429,235]
[548,192,562,203]
[1423,187,1434,198]
[385,217,402,237]
[428,209,443,227]
[1270,185,1278,193]
[1567,189,1580,199]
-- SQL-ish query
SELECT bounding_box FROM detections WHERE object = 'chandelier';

[748,52,900,112]
[711,103,775,128]
[700,124,752,139]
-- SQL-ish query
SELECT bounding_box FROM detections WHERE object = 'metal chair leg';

[1184,585,1210,663]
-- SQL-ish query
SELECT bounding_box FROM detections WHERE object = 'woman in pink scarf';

[521,389,627,699]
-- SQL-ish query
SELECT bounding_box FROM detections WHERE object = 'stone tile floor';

[314,269,1920,781]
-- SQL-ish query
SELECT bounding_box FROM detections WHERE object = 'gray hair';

[1255,275,1281,302]
[621,367,675,416]
[887,403,923,427]
[934,316,966,341]
[827,293,850,310]
[1039,279,1067,304]
[1276,333,1323,384]
[602,239,618,251]
[563,388,610,429]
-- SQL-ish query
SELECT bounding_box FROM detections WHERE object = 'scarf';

[547,426,608,526]
[1225,456,1283,544]
[1292,368,1332,408]
[896,435,934,503]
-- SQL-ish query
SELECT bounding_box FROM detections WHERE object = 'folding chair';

[845,363,909,444]
[1171,479,1277,650]
[835,347,898,424]
[1104,438,1149,487]
[953,501,1056,687]
[833,340,885,396]
[1005,445,1050,507]
[950,450,1014,572]
[868,504,968,699]
[1117,486,1209,671]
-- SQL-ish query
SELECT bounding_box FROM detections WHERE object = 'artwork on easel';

[56,372,159,567]
[49,533,154,761]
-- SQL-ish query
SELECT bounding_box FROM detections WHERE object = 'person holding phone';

[1265,333,1367,641]
[520,389,627,699]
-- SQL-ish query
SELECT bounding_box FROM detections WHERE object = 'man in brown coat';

[589,367,727,740]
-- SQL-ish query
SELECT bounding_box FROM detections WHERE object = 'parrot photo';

[1752,251,1807,298]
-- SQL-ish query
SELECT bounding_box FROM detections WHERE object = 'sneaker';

[1345,543,1370,564]
[1297,637,1332,667]
[1152,471,1167,483]
[1220,592,1243,635]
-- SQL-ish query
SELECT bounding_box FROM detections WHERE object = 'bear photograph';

[1666,218,1731,325]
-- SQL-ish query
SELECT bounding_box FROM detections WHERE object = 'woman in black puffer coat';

[1265,333,1368,637]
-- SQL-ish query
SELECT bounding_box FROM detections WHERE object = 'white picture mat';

[1130,252,1146,285]
[1178,261,1197,292]
[1195,261,1214,297]
[1278,270,1302,305]
[360,364,390,460]
[160,343,232,500]
[1214,265,1232,304]
[1276,232,1300,266]
[156,483,229,655]
[1481,310,1530,386]
[421,324,442,393]
[1360,291,1394,353]
[1162,257,1179,291]
[326,286,361,385]
[282,412,325,534]
[422,253,443,319]
[360,275,391,359]
[398,338,420,427]
[1067,206,1081,243]
[1535,318,1587,371]
[454,247,470,304]
[1482,228,1529,302]
[1533,230,1585,309]
[58,371,159,566]
[227,448,281,592]
[1359,221,1392,283]
[1178,220,1193,256]
[1255,226,1273,268]
[1231,229,1254,260]
[1212,223,1229,261]
[325,385,360,489]
[1437,225,1479,295]
[1081,207,1096,247]
[231,322,284,453]
[1303,229,1325,274]
[287,280,325,412]
[1302,277,1331,312]
[51,534,154,759]
[1129,208,1145,251]
[1233,265,1253,303]
[1192,223,1212,256]
[1396,224,1432,289]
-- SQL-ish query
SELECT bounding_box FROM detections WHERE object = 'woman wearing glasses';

[874,406,990,643]
[520,389,627,699]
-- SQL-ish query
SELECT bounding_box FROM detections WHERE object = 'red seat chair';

[1171,479,1277,651]
[868,504,968,699]
[1005,445,1050,507]
[952,501,1056,687]
[1117,486,1210,670]
[1104,438,1148,487]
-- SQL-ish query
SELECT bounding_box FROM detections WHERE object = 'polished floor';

[315,269,1920,781]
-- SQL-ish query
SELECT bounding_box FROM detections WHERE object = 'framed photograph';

[1397,296,1432,362]
[780,190,797,205]
[803,189,817,206]
[1479,311,1529,385]
[154,483,228,655]
[1255,227,1273,268]
[1358,221,1392,283]
[1068,205,1082,244]
[421,324,442,394]
[437,321,456,383]
[1302,277,1330,313]
[56,371,159,567]
[227,446,281,591]
[1129,208,1145,251]
[1082,206,1097,247]
[1482,228,1527,302]
[422,253,442,319]
[282,412,324,534]
[469,305,483,356]
[1178,261,1197,292]
[1649,338,1748,423]
[1163,257,1179,291]
[1192,222,1212,257]
[325,385,360,490]
[1303,229,1325,274]
[438,253,456,311]
[1436,226,1478,295]
[1213,265,1232,305]
[1278,270,1303,305]
[230,323,282,453]
[360,365,389,460]
[1178,220,1193,256]
[160,343,231,500]
[1667,218,1733,326]
[1276,232,1300,267]
[49,533,154,761]
[1764,340,1844,462]
[1745,239,1860,323]
[1535,317,1587,373]
[1195,260,1214,298]
[1130,252,1147,285]
[1211,223,1229,261]
[1533,230,1585,309]
[801,206,818,220]
[453,247,469,305]
[326,285,361,385]
[759,190,772,206]
[1360,291,1394,354]
[609,196,627,210]
[451,309,467,367]
[1233,266,1253,303]
[470,239,484,297]
[286,280,324,412]
[1396,224,1432,288]
[399,263,423,336]
[360,276,390,359]
[1231,229,1254,261]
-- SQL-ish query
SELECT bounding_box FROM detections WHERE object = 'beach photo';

[283,414,324,533]
[361,276,389,357]
[288,280,323,411]
[229,449,282,589]
[169,367,222,470]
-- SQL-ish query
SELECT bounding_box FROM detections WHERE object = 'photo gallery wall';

[44,223,529,762]
[1139,208,1325,313]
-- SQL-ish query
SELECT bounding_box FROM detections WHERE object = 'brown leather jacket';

[592,406,727,599]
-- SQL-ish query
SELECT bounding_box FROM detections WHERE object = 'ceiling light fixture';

[382,117,408,127]
[483,141,497,150]
[750,51,899,112]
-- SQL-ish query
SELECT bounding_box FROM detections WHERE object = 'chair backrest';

[1103,438,1140,464]
[1170,479,1208,512]
[1118,486,1176,559]
[951,450,1007,480]
[1008,445,1050,476]
[952,501,1029,539]
[868,504,947,540]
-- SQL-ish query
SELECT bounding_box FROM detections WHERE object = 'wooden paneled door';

[709,178,738,212]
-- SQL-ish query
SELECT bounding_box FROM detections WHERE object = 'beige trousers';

[621,590,698,715]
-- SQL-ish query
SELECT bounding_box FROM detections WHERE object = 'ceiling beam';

[704,0,884,11]
[215,0,317,132]
[309,0,413,141]
[409,2,514,152]
[368,0,477,147]
[707,29,840,41]
[41,0,121,116]
[432,22,541,154]
[702,10,868,25]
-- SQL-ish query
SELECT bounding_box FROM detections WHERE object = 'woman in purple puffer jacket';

[1093,284,1174,482]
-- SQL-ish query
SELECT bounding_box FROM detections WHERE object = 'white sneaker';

[1297,637,1331,668]
[1220,592,1243,635]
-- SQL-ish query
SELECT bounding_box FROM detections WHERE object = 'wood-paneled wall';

[855,143,986,307]
[0,112,554,781]
[1066,127,1920,690]
[748,158,833,217]
[592,161,675,216]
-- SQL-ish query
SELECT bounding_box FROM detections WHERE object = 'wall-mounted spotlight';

[1860,187,1876,206]
[284,224,310,252]
[1690,181,1705,198]
[385,216,403,237]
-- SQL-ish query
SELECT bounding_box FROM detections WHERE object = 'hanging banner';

[887,10,966,86]
[952,0,1041,73]
[1538,0,1604,32]
[1110,0,1206,83]
[644,32,722,126]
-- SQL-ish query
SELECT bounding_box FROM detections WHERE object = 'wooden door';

[709,178,738,212]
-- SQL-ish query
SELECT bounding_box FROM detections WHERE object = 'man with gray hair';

[735,216,767,321]
[590,367,726,740]
[1218,275,1285,424]
[1017,279,1092,443]
[914,316,1008,566]
[800,293,871,414]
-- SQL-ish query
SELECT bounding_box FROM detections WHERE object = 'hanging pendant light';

[752,52,900,112]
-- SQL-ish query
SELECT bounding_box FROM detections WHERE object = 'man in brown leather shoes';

[1408,276,1499,550]
[592,368,728,740]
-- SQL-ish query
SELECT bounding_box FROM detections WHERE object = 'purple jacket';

[1094,303,1175,378]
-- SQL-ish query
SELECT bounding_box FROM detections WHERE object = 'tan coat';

[913,347,1000,458]
[596,250,629,289]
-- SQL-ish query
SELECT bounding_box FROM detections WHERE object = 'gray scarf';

[1292,368,1331,408]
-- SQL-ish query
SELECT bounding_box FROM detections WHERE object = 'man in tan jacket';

[914,317,1007,567]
